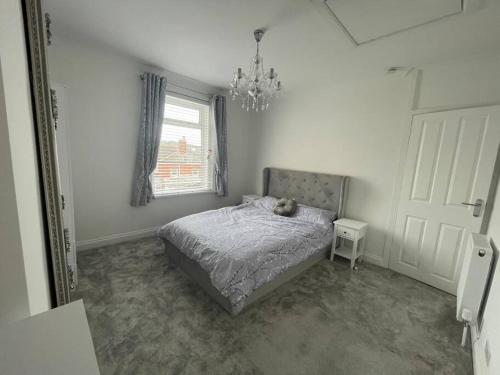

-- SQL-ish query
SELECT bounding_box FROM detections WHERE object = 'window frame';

[152,93,214,198]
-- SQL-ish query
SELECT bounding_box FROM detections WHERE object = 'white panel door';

[390,106,500,294]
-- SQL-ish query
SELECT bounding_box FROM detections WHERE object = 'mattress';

[158,198,334,314]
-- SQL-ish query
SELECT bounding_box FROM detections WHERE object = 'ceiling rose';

[230,29,282,112]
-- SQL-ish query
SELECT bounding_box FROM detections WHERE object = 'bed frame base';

[163,240,329,315]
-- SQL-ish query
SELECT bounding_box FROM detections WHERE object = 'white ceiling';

[326,0,462,44]
[45,0,500,90]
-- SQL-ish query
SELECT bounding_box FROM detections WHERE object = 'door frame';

[380,69,422,268]
[382,71,500,268]
[23,0,71,306]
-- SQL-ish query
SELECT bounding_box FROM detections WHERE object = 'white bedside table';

[330,218,368,269]
[242,194,261,204]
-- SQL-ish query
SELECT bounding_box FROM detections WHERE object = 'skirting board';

[77,228,387,268]
[76,227,158,252]
[363,253,385,267]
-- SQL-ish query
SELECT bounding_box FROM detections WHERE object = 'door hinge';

[50,88,58,130]
[61,194,65,209]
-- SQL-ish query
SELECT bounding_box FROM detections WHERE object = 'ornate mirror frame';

[23,0,71,306]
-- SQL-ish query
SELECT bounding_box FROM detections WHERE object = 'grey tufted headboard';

[262,167,349,218]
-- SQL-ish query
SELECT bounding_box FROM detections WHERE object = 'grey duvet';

[158,198,334,314]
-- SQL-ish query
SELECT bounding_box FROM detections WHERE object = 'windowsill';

[154,189,217,199]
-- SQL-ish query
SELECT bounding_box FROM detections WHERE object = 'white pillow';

[293,204,336,226]
[252,196,278,210]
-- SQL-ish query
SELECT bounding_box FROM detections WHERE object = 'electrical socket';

[485,339,491,367]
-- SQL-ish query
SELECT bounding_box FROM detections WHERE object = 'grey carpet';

[73,237,472,375]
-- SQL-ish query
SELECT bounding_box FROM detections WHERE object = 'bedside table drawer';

[337,226,357,240]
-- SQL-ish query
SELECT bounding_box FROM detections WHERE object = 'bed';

[158,167,349,314]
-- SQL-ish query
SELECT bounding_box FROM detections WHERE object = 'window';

[152,95,213,195]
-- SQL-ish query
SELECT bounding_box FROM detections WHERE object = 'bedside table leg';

[330,226,338,262]
[351,238,358,269]
[359,237,366,263]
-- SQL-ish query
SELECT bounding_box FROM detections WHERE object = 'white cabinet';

[330,218,368,269]
[0,301,100,375]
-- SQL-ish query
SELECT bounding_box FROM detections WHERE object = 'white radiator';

[457,233,493,327]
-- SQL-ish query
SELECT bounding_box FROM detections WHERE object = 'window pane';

[157,124,202,165]
[161,124,201,147]
[153,95,211,195]
[164,103,199,123]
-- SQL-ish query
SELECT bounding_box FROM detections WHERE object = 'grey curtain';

[210,95,228,196]
[131,72,167,206]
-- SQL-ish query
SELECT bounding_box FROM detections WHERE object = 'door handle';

[461,199,483,217]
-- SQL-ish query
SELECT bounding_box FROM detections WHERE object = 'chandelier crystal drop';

[230,29,282,112]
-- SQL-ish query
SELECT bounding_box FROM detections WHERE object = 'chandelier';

[230,29,282,112]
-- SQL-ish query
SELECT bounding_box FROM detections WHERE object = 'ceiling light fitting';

[230,29,282,112]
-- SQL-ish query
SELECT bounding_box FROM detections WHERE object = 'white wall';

[250,76,411,265]
[416,55,500,110]
[48,36,255,246]
[0,0,51,320]
[0,59,30,323]
[251,53,500,266]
